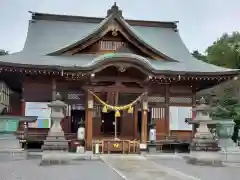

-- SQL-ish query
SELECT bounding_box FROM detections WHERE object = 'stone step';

[101,155,200,180]
[0,149,26,161]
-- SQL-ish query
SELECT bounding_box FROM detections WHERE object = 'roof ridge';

[29,11,178,27]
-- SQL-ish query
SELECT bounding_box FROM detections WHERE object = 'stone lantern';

[186,97,222,166]
[41,93,69,165]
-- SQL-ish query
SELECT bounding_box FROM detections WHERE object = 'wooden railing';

[155,133,193,142]
[16,130,76,142]
[92,139,140,154]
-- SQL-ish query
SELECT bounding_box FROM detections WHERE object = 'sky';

[0,0,240,54]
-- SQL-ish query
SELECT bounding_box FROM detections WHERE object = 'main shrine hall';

[0,3,238,151]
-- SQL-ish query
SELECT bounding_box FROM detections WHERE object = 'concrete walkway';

[101,155,201,180]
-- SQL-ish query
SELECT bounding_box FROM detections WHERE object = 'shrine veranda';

[0,4,238,151]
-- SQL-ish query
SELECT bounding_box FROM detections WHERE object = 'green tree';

[205,31,240,69]
[192,50,207,62]
[212,87,240,142]
[0,49,8,56]
[198,32,240,141]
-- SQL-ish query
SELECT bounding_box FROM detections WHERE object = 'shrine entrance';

[70,104,85,133]
[86,64,150,153]
[101,111,121,137]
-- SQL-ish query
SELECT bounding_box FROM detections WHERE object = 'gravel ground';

[152,158,240,180]
[0,159,123,180]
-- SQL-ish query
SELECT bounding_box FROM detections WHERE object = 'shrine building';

[0,3,238,150]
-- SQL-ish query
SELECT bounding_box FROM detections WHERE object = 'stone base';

[147,144,157,154]
[220,150,240,163]
[40,151,70,166]
[140,143,147,152]
[0,134,21,149]
[41,131,69,151]
[76,146,85,154]
[40,151,98,165]
[186,151,223,167]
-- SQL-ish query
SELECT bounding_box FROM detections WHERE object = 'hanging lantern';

[128,106,133,113]
[102,106,108,113]
[115,110,121,117]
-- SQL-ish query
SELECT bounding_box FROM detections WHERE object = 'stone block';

[220,151,240,163]
[76,146,85,154]
[40,151,70,166]
[186,151,223,167]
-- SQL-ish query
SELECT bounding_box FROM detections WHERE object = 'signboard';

[0,119,19,132]
[169,106,192,131]
[25,102,51,128]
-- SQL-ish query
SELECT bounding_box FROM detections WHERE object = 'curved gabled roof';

[0,3,239,76]
[47,12,176,61]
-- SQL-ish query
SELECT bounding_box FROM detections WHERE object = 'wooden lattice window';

[148,96,165,103]
[151,107,165,120]
[0,82,11,107]
[169,97,192,104]
[93,105,102,118]
[100,41,125,51]
[67,93,81,100]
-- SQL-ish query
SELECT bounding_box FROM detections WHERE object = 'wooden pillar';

[52,78,56,100]
[85,91,93,150]
[21,86,25,116]
[165,85,170,135]
[192,89,197,136]
[21,99,25,116]
[141,96,148,144]
[133,104,138,139]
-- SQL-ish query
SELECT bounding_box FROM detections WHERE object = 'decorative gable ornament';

[107,2,123,17]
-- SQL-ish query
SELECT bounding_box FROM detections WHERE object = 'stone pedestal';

[217,121,240,164]
[186,98,222,166]
[187,151,222,166]
[0,134,22,150]
[0,134,26,160]
[40,93,69,165]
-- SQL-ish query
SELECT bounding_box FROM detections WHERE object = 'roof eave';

[0,60,239,77]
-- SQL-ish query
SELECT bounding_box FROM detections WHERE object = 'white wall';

[169,106,192,131]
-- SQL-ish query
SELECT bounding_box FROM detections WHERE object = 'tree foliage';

[194,31,240,140]
[192,50,207,62]
[205,31,240,69]
[0,49,8,56]
[211,87,240,141]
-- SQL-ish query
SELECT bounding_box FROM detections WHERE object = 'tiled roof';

[0,8,239,75]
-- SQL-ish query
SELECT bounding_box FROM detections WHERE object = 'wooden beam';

[91,76,143,83]
[141,95,148,144]
[133,103,139,139]
[85,91,93,150]
[165,85,170,135]
[83,85,144,93]
[52,78,56,100]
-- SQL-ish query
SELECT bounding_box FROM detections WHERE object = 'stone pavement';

[101,155,201,180]
[151,157,240,180]
[0,159,123,180]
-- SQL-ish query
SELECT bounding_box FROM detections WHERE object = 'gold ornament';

[102,106,108,113]
[128,106,133,113]
[115,110,121,117]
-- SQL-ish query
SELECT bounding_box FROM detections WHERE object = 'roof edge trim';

[30,11,177,28]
